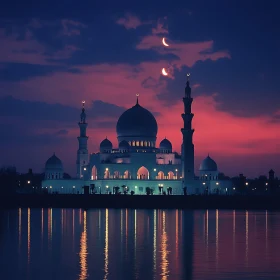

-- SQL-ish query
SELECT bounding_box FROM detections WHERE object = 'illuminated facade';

[42,76,232,194]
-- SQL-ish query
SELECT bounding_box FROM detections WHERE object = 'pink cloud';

[0,25,82,65]
[116,13,152,29]
[0,28,50,65]
[15,62,169,105]
[152,21,168,35]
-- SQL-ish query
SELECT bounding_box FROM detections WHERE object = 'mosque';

[42,76,232,195]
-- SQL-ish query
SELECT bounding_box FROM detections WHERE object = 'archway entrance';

[158,171,165,180]
[91,166,97,180]
[168,171,175,180]
[137,166,149,180]
[124,170,131,179]
[104,168,110,179]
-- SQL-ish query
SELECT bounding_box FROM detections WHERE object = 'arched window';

[124,170,131,179]
[157,171,164,180]
[114,171,120,179]
[144,141,147,146]
[104,168,110,179]
[132,141,135,146]
[91,166,98,180]
[140,141,143,146]
[137,166,149,180]
[136,141,139,146]
[168,171,175,180]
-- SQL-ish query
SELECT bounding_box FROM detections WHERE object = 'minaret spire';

[136,93,139,105]
[76,100,89,178]
[80,100,86,123]
[181,73,195,193]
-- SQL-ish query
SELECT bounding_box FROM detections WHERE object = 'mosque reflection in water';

[2,208,280,280]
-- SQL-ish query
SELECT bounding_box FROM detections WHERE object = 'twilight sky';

[0,0,280,178]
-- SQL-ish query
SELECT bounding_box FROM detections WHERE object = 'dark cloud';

[0,95,126,122]
[156,61,280,118]
[0,63,63,81]
[56,129,68,135]
[0,122,68,146]
[90,100,126,119]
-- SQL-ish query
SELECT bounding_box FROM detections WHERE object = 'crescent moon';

[161,68,168,76]
[162,37,169,47]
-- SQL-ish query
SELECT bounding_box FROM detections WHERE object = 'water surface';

[0,208,280,280]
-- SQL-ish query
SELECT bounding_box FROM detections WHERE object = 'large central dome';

[116,101,158,138]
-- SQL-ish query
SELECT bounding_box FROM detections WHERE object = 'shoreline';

[1,194,280,210]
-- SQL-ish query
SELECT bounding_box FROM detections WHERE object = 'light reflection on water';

[1,209,280,280]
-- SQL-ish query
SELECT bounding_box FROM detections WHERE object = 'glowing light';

[41,208,44,240]
[104,209,109,280]
[27,180,30,184]
[203,182,206,185]
[160,211,169,279]
[48,208,53,249]
[216,209,219,266]
[206,210,209,248]
[216,182,219,185]
[246,182,249,185]
[154,169,157,171]
[134,210,138,276]
[73,186,75,188]
[105,168,108,171]
[162,37,169,47]
[83,168,86,171]
[135,186,137,188]
[79,211,88,280]
[153,210,157,276]
[27,208,31,264]
[245,210,249,266]
[18,208,22,250]
[161,68,168,76]
[106,185,109,188]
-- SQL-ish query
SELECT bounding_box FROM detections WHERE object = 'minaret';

[181,73,195,191]
[76,101,89,178]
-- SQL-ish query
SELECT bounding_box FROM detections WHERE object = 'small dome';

[199,155,218,171]
[119,140,130,149]
[100,138,112,149]
[45,153,63,170]
[160,138,172,150]
[116,102,158,138]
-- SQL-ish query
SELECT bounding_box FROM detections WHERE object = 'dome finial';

[80,100,86,123]
[136,93,139,105]
[185,73,191,98]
